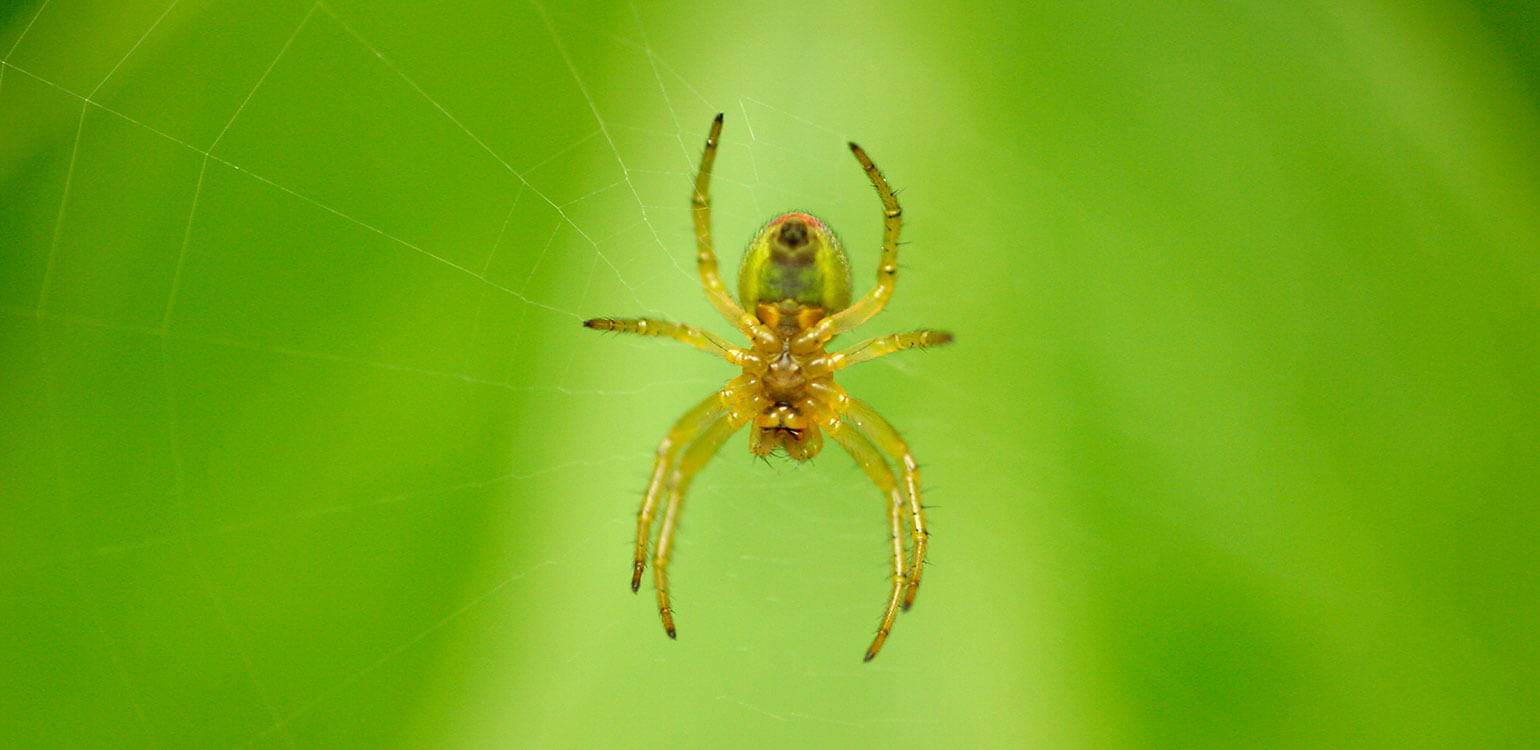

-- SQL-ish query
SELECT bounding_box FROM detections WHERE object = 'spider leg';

[583,317,760,368]
[654,408,750,638]
[631,386,735,593]
[692,114,776,346]
[817,411,907,662]
[813,382,929,610]
[825,329,955,371]
[794,142,902,349]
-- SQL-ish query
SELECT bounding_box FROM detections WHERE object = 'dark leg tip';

[582,319,598,328]
[713,112,724,123]
[901,601,913,612]
[848,141,860,152]
[666,627,677,639]
[863,649,877,663]
[630,579,640,594]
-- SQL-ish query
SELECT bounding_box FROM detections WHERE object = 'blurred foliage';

[2,0,1536,747]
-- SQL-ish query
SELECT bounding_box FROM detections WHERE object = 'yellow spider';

[583,115,952,661]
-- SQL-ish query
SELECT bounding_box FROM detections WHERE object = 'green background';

[3,0,1536,746]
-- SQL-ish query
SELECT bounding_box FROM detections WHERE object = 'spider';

[583,114,952,661]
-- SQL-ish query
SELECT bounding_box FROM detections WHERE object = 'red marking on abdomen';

[772,212,826,230]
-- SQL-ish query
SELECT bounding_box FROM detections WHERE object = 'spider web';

[0,1,969,746]
[9,0,1540,746]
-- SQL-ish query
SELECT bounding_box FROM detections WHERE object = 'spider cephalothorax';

[583,115,952,661]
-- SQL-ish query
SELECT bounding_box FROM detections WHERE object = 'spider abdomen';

[738,213,852,315]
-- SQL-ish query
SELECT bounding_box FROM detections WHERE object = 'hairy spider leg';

[693,114,776,346]
[631,387,733,593]
[825,329,955,371]
[795,142,903,350]
[653,409,751,638]
[818,412,909,662]
[814,381,929,610]
[582,317,759,368]
[838,396,930,610]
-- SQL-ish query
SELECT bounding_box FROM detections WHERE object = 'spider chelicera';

[583,114,952,661]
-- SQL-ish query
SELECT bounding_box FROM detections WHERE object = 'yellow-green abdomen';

[738,213,852,314]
